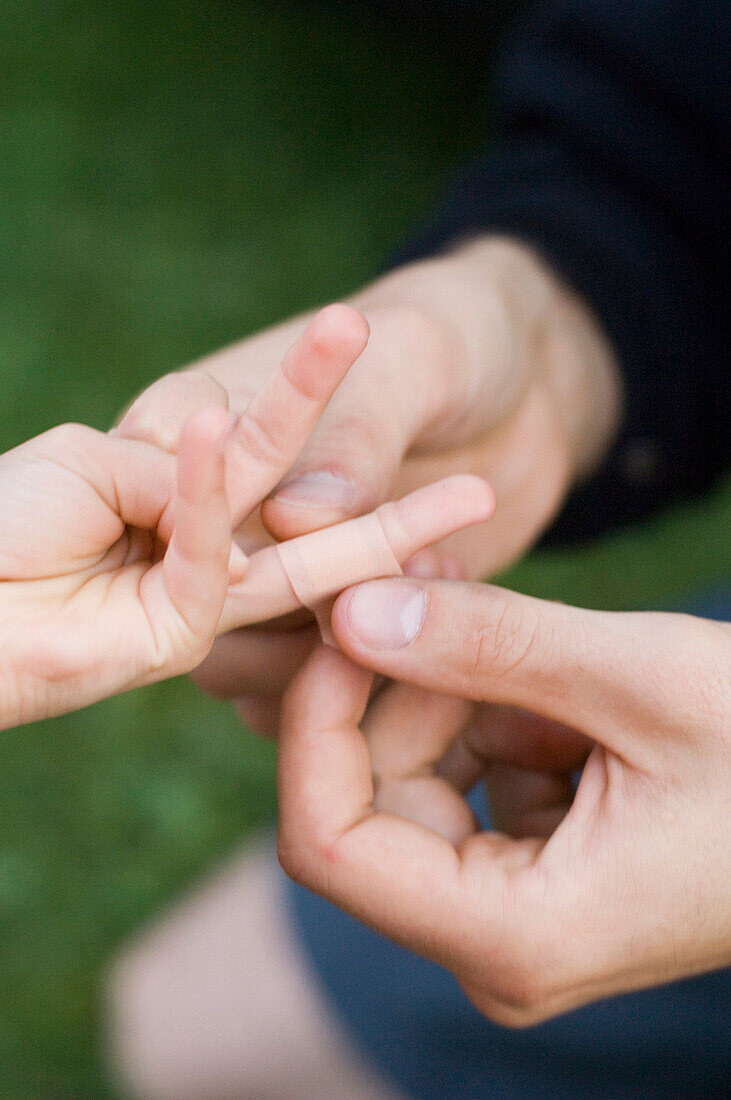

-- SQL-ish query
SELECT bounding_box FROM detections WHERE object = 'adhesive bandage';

[219,476,495,641]
[276,508,403,643]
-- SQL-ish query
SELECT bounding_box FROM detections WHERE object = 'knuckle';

[234,406,285,468]
[46,421,92,452]
[479,937,557,1025]
[276,831,311,885]
[463,941,556,1028]
[494,959,550,1019]
[467,591,545,683]
[480,991,554,1029]
[276,826,340,891]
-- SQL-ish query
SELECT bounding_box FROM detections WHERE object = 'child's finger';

[225,305,370,526]
[218,475,494,632]
[162,408,234,640]
[376,476,495,560]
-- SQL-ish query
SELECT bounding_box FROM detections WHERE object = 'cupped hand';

[115,240,621,729]
[0,409,234,728]
[277,577,731,1025]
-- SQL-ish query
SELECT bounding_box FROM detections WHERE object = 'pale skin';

[115,239,729,1019]
[116,235,622,731]
[0,305,494,730]
[5,232,726,1030]
[0,409,235,728]
[277,578,731,1026]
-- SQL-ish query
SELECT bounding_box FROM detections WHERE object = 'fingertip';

[442,554,468,581]
[298,304,369,386]
[234,696,280,739]
[401,548,467,581]
[115,371,229,452]
[180,405,233,452]
[282,640,364,732]
[309,303,370,359]
[176,409,233,505]
[441,475,496,524]
[330,588,353,648]
[402,548,445,580]
[273,305,370,418]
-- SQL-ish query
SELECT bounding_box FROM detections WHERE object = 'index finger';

[225,304,369,526]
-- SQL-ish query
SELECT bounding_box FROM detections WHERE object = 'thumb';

[261,307,452,540]
[330,578,677,765]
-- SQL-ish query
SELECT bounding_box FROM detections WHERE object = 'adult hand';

[116,239,621,730]
[277,577,731,1024]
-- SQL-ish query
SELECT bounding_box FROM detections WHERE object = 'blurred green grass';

[0,1,728,1095]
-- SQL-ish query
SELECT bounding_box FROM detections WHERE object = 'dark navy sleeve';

[391,0,730,542]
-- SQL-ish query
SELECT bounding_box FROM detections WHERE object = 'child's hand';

[0,306,371,729]
[0,409,234,728]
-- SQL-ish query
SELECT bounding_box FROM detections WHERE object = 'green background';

[0,1,728,1095]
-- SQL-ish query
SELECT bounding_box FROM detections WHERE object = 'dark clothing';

[392,0,730,543]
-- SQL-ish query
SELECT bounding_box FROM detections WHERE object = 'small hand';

[0,409,234,728]
[277,578,731,1024]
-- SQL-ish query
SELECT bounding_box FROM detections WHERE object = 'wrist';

[540,281,623,483]
[354,238,622,483]
[451,236,623,485]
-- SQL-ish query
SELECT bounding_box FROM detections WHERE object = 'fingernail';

[347,580,426,650]
[273,470,357,509]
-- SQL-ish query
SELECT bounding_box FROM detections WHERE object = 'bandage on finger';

[277,509,403,643]
[220,475,494,640]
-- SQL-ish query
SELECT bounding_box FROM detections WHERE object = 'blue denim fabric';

[283,589,731,1098]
